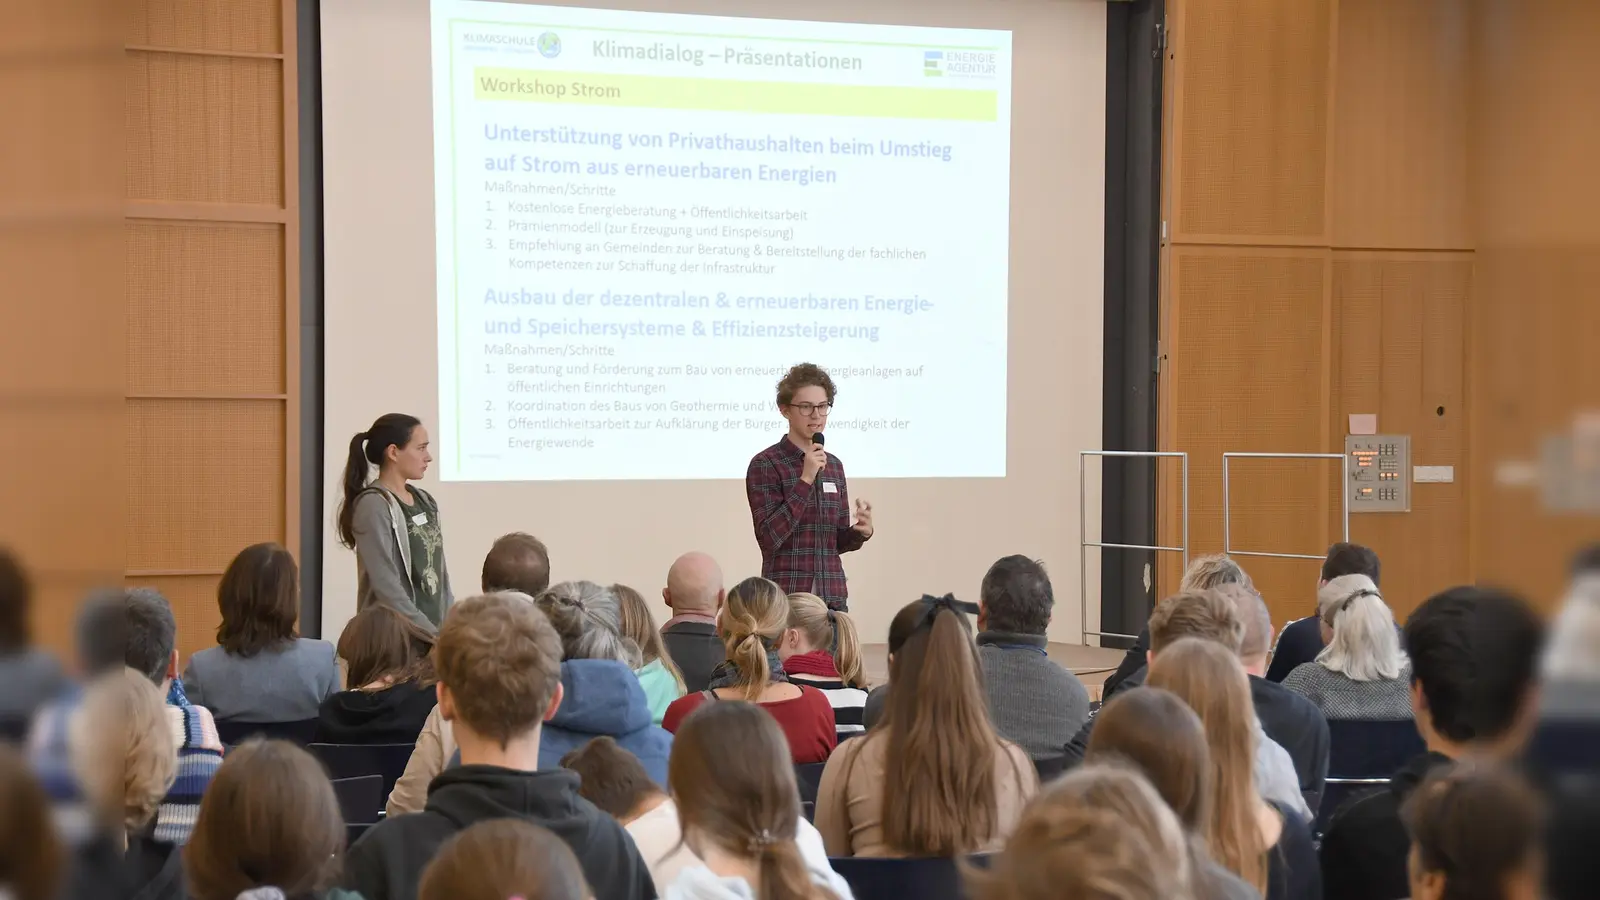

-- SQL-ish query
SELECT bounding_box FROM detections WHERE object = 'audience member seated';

[1103,554,1254,700]
[1086,687,1261,900]
[1266,543,1382,684]
[663,577,836,765]
[561,735,700,887]
[1319,586,1544,900]
[418,819,590,900]
[344,593,651,900]
[964,764,1192,900]
[665,700,852,900]
[0,548,66,741]
[65,667,178,900]
[1066,588,1313,820]
[185,739,361,900]
[815,594,1037,858]
[182,542,339,724]
[661,551,727,693]
[57,588,222,845]
[1218,582,1330,808]
[779,591,869,739]
[1538,557,1600,900]
[25,589,124,832]
[1401,761,1544,900]
[532,580,673,783]
[0,743,63,900]
[615,582,688,724]
[316,605,439,744]
[389,533,561,815]
[973,556,1091,760]
[1282,575,1411,720]
[1149,639,1320,900]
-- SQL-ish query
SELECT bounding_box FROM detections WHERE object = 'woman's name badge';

[822,481,838,493]
[411,512,429,526]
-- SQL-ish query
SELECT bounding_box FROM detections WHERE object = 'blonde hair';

[1147,638,1269,892]
[1179,555,1253,593]
[1148,590,1244,657]
[786,592,867,689]
[719,577,790,701]
[614,582,685,691]
[70,666,176,836]
[966,764,1192,900]
[1316,574,1407,681]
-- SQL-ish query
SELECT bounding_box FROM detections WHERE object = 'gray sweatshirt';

[352,485,453,633]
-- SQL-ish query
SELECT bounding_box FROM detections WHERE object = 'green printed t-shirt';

[395,490,446,628]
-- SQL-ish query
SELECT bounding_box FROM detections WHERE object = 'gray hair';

[1179,554,1253,593]
[1315,574,1407,681]
[124,587,177,685]
[1215,582,1273,661]
[533,580,642,667]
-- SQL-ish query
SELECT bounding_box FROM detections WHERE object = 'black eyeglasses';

[788,402,833,416]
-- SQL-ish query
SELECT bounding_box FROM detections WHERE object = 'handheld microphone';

[811,431,825,447]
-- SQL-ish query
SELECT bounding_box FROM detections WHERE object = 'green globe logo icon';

[537,32,561,58]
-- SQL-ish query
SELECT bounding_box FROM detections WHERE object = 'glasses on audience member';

[788,402,833,416]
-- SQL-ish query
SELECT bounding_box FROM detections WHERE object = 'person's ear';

[543,682,565,722]
[167,649,179,681]
[1145,649,1154,668]
[662,587,673,609]
[438,683,457,722]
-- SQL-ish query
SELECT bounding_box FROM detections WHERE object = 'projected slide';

[431,1,1012,481]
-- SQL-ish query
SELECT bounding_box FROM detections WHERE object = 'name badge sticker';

[821,482,838,494]
[411,512,429,526]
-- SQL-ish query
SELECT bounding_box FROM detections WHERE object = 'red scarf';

[782,649,841,679]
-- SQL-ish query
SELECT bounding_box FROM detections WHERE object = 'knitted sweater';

[1281,661,1413,721]
[975,632,1092,760]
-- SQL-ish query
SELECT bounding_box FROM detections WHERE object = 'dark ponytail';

[336,413,421,549]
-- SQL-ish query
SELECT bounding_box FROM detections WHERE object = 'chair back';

[330,774,385,827]
[1326,718,1424,778]
[795,762,827,804]
[830,856,985,900]
[309,742,417,801]
[215,717,320,746]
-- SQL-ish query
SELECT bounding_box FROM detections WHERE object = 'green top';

[395,489,447,628]
[635,657,686,726]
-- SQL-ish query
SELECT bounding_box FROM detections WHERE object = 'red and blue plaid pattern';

[745,435,867,610]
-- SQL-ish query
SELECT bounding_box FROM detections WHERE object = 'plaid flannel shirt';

[745,435,867,610]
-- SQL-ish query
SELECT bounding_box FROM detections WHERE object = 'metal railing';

[1222,452,1350,561]
[1080,450,1189,644]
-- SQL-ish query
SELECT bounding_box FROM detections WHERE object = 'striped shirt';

[782,650,868,738]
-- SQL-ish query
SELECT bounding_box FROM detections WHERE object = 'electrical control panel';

[1346,434,1411,513]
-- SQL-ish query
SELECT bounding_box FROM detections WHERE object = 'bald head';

[1214,582,1273,675]
[664,552,723,615]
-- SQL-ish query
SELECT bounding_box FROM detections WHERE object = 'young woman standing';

[337,413,453,633]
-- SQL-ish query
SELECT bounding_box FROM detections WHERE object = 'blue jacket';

[542,659,673,783]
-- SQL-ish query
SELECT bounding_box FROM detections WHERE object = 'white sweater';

[664,818,854,900]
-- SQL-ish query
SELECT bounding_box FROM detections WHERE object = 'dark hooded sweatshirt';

[342,764,655,900]
[315,681,438,745]
[1318,750,1453,900]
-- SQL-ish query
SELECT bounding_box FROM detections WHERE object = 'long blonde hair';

[786,592,867,689]
[671,701,838,900]
[1147,638,1269,892]
[965,764,1193,900]
[719,577,790,701]
[613,582,685,691]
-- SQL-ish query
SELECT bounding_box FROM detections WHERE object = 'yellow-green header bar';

[472,67,997,122]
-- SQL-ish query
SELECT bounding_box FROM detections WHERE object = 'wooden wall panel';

[1330,0,1470,250]
[126,51,284,206]
[1169,0,1334,242]
[127,221,285,395]
[1163,247,1331,627]
[128,0,282,54]
[1331,253,1471,620]
[123,0,300,659]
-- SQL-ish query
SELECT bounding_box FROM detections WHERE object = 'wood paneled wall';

[1160,0,1598,625]
[1160,0,1474,626]
[123,0,301,661]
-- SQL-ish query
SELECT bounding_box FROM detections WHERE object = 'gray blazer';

[182,638,339,723]
[352,485,453,634]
